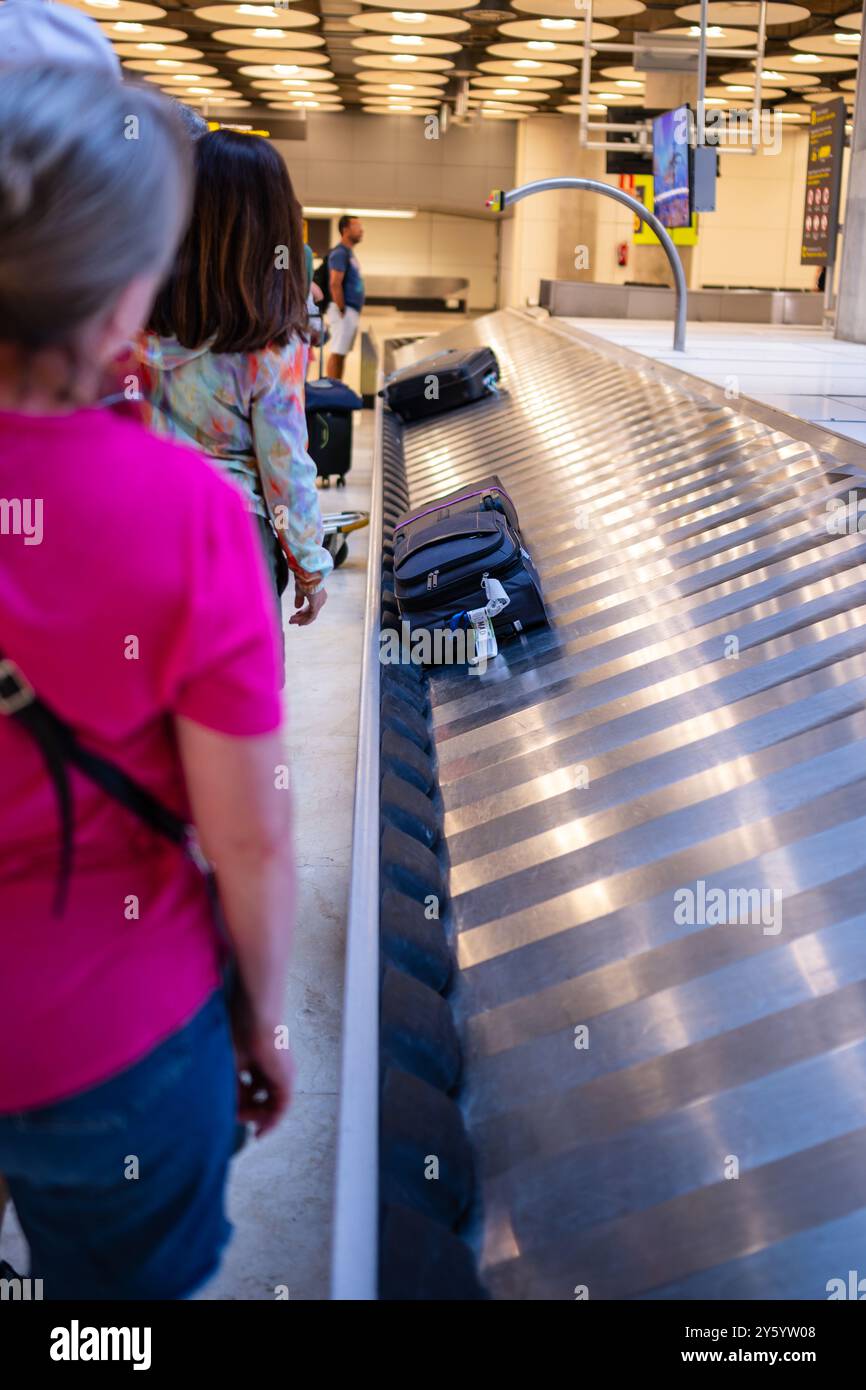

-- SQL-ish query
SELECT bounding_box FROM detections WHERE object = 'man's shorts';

[326,303,361,356]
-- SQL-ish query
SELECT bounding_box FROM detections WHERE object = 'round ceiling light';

[511,0,645,16]
[211,29,326,48]
[350,35,461,55]
[498,19,617,40]
[480,57,576,76]
[674,2,809,23]
[112,41,203,58]
[67,0,166,18]
[193,4,318,25]
[96,21,188,42]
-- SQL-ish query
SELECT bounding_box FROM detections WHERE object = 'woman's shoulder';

[100,410,248,513]
[235,338,304,400]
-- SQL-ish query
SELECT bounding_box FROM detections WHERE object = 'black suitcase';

[381,347,500,423]
[393,474,520,547]
[393,511,547,641]
[306,377,362,488]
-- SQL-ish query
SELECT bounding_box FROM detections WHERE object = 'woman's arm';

[250,341,334,606]
[176,716,295,1133]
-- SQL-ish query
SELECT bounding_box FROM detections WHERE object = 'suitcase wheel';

[320,476,331,488]
[336,475,346,488]
[333,539,349,569]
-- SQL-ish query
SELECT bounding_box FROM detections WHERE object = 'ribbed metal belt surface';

[390,308,866,1301]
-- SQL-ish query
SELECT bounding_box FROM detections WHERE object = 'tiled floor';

[195,409,374,1301]
[560,318,866,447]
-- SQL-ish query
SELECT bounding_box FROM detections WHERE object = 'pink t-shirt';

[0,407,283,1112]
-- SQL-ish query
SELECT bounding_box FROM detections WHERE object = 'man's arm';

[329,266,346,313]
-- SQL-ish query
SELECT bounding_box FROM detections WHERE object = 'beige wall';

[272,111,513,312]
[499,114,607,308]
[272,111,515,217]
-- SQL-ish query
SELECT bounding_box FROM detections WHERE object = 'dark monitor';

[652,105,693,229]
[605,107,652,176]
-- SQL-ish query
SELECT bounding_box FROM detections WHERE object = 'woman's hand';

[289,582,327,626]
[234,1020,295,1137]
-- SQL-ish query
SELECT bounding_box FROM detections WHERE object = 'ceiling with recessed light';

[64,0,861,123]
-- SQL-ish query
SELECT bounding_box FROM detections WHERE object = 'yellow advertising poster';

[626,173,698,247]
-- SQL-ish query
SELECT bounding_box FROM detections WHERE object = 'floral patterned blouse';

[136,332,332,591]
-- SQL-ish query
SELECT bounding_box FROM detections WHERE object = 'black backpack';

[312,250,333,312]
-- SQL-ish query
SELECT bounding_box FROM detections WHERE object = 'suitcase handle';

[395,511,502,558]
[396,484,516,534]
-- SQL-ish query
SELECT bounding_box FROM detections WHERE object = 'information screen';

[652,106,693,230]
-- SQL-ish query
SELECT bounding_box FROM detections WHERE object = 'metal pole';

[696,0,708,149]
[490,177,688,351]
[579,0,593,150]
[751,0,767,156]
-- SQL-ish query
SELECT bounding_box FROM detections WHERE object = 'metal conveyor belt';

[375,307,866,1301]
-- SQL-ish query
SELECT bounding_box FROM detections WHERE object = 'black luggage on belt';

[380,347,500,423]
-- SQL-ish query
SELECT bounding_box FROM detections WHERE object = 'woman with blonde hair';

[0,67,295,1299]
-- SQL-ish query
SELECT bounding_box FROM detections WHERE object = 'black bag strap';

[0,653,203,916]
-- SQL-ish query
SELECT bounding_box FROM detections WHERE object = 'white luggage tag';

[467,575,510,667]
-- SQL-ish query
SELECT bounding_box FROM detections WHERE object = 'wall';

[498,115,607,308]
[272,111,514,312]
[273,112,515,215]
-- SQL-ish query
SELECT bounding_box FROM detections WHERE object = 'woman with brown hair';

[138,130,332,634]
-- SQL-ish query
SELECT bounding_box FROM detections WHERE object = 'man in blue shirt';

[325,215,365,381]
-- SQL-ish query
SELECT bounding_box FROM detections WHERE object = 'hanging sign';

[800,98,846,267]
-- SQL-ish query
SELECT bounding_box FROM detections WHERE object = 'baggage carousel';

[334,307,866,1301]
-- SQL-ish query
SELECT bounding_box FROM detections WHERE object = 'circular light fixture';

[674,3,809,22]
[211,28,325,47]
[479,57,576,76]
[350,9,469,34]
[356,69,448,84]
[511,0,644,13]
[192,4,318,25]
[655,25,757,48]
[69,0,165,15]
[124,59,218,74]
[499,17,617,40]
[97,21,189,41]
[112,41,204,58]
[488,40,585,61]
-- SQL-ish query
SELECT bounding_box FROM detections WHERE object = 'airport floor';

[561,318,866,447]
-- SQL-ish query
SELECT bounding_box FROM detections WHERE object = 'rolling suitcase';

[381,346,500,423]
[306,377,362,488]
[393,511,547,642]
[393,474,520,547]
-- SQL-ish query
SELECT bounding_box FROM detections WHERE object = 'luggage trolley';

[321,509,369,570]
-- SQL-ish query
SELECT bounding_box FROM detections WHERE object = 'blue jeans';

[0,991,238,1300]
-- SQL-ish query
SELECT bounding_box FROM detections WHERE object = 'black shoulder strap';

[0,654,197,916]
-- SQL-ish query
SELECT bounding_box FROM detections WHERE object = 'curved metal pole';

[490,177,688,352]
